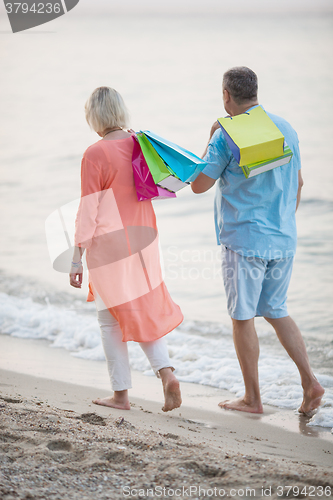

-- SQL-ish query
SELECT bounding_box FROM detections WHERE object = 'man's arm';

[191,120,221,193]
[296,169,304,211]
[201,121,220,158]
[191,172,216,193]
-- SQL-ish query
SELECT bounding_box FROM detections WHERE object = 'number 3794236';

[277,485,331,497]
[5,3,62,14]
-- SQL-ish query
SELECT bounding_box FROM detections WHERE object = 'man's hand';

[209,120,220,137]
[202,121,220,159]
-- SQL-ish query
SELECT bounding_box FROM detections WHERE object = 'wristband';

[71,260,82,268]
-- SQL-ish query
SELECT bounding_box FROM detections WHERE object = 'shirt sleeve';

[74,154,102,249]
[201,129,232,180]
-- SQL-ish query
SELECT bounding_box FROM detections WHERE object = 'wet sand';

[0,336,332,499]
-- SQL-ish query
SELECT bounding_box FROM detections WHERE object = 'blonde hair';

[85,87,130,133]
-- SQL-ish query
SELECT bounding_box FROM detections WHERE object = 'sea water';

[0,5,332,429]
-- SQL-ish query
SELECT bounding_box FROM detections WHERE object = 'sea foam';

[1,291,332,430]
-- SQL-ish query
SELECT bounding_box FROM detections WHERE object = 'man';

[191,66,324,414]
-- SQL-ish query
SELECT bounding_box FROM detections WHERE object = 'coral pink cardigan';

[75,136,183,342]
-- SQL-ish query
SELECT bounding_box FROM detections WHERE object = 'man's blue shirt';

[202,105,301,259]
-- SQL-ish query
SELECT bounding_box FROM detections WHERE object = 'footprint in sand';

[180,460,226,477]
[78,413,106,426]
[1,397,22,404]
[103,450,128,463]
[0,432,21,443]
[46,440,72,452]
[162,432,180,440]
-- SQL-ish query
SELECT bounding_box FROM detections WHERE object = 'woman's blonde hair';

[85,87,130,133]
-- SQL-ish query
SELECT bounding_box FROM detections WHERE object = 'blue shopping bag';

[142,131,207,183]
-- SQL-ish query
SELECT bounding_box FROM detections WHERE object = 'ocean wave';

[301,198,333,209]
[0,291,332,430]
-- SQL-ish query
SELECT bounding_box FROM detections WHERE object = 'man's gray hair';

[223,67,258,105]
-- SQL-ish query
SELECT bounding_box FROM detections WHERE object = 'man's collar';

[244,104,261,113]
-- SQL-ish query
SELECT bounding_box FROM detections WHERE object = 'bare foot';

[92,396,130,411]
[158,368,182,412]
[218,397,263,414]
[298,381,325,416]
[162,378,182,412]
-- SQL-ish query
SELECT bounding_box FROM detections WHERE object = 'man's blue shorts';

[221,247,294,320]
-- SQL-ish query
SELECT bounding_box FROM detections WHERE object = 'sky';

[1,0,333,19]
[70,0,333,14]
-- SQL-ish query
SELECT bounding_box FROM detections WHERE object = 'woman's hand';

[69,261,83,288]
[70,247,85,288]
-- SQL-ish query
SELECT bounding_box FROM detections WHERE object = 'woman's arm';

[70,151,102,288]
[69,246,85,288]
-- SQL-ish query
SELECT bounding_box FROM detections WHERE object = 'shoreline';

[0,335,332,442]
[1,335,333,499]
[1,370,332,500]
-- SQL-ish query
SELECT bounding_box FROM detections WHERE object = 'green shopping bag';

[136,132,188,192]
[218,106,284,166]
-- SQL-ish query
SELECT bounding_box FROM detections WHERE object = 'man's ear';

[223,88,230,103]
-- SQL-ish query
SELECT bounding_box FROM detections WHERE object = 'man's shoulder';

[265,110,298,143]
[210,127,230,152]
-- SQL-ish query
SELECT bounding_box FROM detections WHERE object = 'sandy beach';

[1,3,333,499]
[1,338,332,500]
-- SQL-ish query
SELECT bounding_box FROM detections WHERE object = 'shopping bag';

[241,142,293,179]
[144,130,207,183]
[154,186,177,200]
[132,136,159,200]
[218,106,284,166]
[132,136,176,201]
[136,132,189,192]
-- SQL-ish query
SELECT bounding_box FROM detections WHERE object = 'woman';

[69,87,183,412]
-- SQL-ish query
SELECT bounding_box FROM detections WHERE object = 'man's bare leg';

[159,367,182,412]
[219,318,263,414]
[265,316,324,415]
[93,390,130,410]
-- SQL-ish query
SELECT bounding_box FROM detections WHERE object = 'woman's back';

[75,133,183,343]
[81,135,157,233]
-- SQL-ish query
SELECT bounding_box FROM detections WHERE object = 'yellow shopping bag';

[218,106,284,166]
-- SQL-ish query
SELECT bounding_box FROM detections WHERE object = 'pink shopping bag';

[132,136,175,201]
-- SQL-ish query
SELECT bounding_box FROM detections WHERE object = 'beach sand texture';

[1,370,332,500]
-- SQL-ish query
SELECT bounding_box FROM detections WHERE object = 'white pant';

[97,308,173,391]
